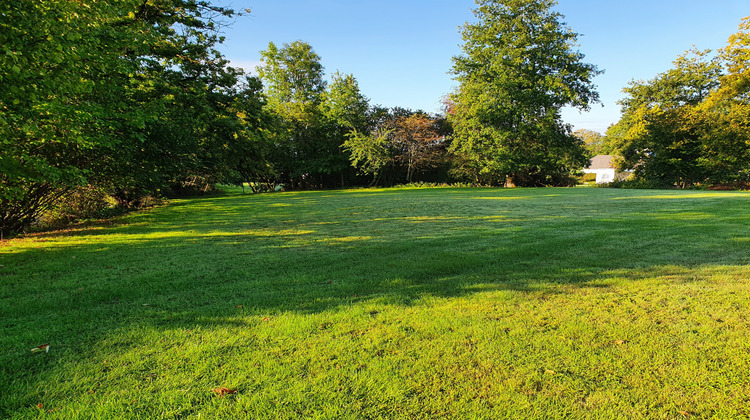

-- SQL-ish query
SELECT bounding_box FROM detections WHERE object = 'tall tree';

[323,72,369,131]
[322,71,371,186]
[342,128,394,186]
[258,41,326,116]
[699,16,750,183]
[224,76,278,192]
[80,0,245,205]
[392,113,445,183]
[343,108,450,186]
[257,41,333,187]
[449,0,601,186]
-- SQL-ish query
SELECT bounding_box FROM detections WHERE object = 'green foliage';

[0,0,267,235]
[320,71,372,185]
[342,129,394,186]
[256,45,455,189]
[342,108,450,186]
[323,72,370,131]
[222,76,278,191]
[606,49,724,187]
[602,177,672,189]
[449,0,601,186]
[581,173,597,183]
[258,41,327,114]
[618,49,722,113]
[0,0,114,234]
[96,1,249,205]
[607,20,750,188]
[574,129,612,156]
[258,41,362,188]
[36,186,116,229]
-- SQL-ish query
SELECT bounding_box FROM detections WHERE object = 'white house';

[582,155,632,184]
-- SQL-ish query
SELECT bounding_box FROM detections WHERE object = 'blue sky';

[217,0,749,133]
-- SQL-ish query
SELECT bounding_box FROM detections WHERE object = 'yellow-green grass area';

[2,187,750,419]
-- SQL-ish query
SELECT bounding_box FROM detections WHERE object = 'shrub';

[603,178,673,189]
[395,181,478,189]
[168,176,219,197]
[581,173,597,183]
[37,186,116,229]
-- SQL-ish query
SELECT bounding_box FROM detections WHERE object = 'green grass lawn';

[2,187,750,419]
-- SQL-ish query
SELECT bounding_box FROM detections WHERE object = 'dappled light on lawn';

[611,192,749,200]
[2,187,750,418]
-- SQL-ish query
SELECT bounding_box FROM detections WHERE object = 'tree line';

[0,0,457,236]
[604,18,750,188]
[573,19,750,189]
[2,0,254,236]
[253,41,452,191]
[2,0,748,236]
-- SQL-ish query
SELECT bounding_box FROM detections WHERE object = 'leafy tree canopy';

[0,0,263,235]
[449,0,601,186]
[607,18,750,188]
[573,129,611,156]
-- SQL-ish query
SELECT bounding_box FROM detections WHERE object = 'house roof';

[586,155,615,170]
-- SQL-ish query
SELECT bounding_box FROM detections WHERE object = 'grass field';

[2,187,750,419]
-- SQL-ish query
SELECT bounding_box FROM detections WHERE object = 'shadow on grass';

[2,187,750,414]
[5,188,750,312]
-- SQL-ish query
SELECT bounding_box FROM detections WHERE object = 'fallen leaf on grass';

[36,403,43,409]
[31,344,50,353]
[212,387,237,397]
[236,305,243,308]
[614,340,626,345]
[678,410,691,417]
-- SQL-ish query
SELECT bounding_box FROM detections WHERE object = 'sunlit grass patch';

[2,187,750,418]
[611,192,748,200]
